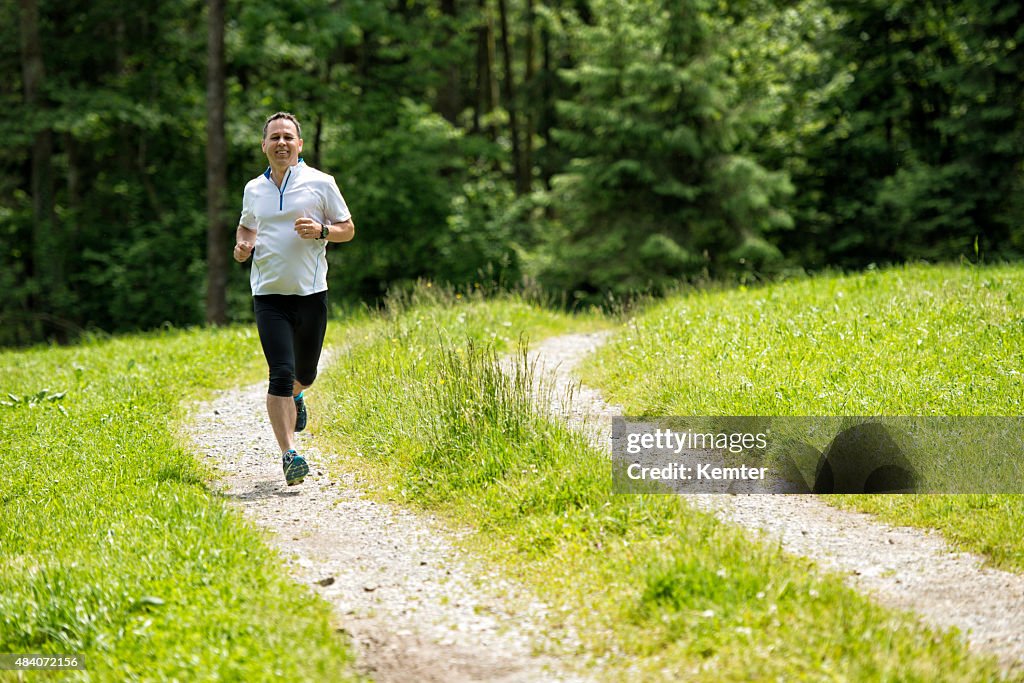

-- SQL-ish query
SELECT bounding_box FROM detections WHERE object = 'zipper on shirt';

[278,168,292,211]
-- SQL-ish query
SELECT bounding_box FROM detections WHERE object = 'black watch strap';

[319,223,329,240]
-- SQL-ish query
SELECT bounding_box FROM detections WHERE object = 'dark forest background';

[2,0,1022,346]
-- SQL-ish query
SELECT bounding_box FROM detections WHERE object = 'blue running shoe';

[283,449,309,486]
[294,392,308,432]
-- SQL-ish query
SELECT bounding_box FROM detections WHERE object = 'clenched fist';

[233,241,254,262]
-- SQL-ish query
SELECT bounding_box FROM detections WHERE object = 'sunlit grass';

[0,327,360,681]
[314,287,1010,681]
[3,269,1019,680]
[580,262,1024,572]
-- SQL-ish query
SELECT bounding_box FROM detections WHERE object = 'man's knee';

[296,368,318,388]
[268,365,295,397]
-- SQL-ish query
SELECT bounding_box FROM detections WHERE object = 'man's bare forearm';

[234,225,256,262]
[324,218,355,243]
[237,224,256,245]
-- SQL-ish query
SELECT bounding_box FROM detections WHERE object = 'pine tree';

[538,0,793,300]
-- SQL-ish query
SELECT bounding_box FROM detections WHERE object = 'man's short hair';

[263,112,302,139]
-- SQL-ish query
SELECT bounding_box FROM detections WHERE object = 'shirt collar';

[264,157,305,179]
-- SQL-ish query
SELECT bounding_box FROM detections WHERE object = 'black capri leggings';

[253,291,328,397]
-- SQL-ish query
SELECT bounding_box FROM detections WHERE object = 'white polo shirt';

[239,160,351,296]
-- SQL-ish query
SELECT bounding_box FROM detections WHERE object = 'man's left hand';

[295,217,323,240]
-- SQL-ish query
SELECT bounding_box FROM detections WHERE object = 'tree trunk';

[19,0,59,338]
[205,0,228,325]
[497,0,527,194]
[474,0,498,134]
[523,0,536,193]
[538,23,554,191]
[436,0,462,123]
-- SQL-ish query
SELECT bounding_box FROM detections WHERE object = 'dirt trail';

[530,331,1024,674]
[184,356,590,683]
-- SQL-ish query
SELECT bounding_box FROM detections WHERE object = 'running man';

[233,111,355,485]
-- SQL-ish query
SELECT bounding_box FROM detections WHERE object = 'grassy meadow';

[2,265,1022,680]
[580,263,1024,572]
[310,285,1012,681]
[0,328,361,681]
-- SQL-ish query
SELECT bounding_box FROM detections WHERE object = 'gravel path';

[183,354,590,683]
[529,331,1024,674]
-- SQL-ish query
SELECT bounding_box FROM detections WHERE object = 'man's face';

[262,118,303,168]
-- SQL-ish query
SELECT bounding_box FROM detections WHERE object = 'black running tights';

[253,292,327,397]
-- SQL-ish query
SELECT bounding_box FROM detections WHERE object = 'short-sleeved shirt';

[239,160,351,296]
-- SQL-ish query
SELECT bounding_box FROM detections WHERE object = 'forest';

[2,0,1022,345]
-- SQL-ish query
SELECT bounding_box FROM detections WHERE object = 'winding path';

[183,329,1024,679]
[529,331,1024,674]
[184,356,590,683]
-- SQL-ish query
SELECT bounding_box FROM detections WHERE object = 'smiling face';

[261,118,303,170]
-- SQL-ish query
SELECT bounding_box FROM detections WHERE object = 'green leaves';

[130,595,166,612]
[4,0,1023,346]
[535,0,795,301]
[2,389,67,408]
[772,0,1024,267]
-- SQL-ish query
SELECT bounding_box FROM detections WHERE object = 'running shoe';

[283,449,309,486]
[294,392,308,432]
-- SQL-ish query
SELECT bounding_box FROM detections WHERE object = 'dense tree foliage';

[1,0,1021,344]
[750,0,1024,267]
[534,0,793,300]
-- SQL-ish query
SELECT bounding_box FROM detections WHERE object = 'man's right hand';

[233,241,254,262]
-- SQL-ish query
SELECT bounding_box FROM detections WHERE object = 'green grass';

[312,287,1013,681]
[579,262,1024,572]
[0,327,360,681]
[4,269,1021,680]
[582,263,1023,416]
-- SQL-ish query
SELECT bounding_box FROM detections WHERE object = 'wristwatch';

[318,223,329,240]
